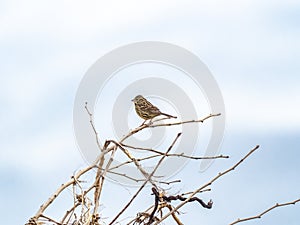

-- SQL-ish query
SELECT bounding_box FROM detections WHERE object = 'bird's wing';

[148,105,161,114]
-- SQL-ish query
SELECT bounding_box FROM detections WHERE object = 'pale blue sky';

[0,1,299,224]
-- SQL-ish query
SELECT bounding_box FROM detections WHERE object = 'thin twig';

[107,140,157,187]
[106,170,147,183]
[39,214,62,225]
[158,180,181,185]
[108,133,182,225]
[229,198,300,225]
[35,147,113,218]
[85,102,102,151]
[119,113,221,144]
[60,202,80,224]
[121,143,229,160]
[35,164,97,217]
[149,113,221,128]
[153,145,260,225]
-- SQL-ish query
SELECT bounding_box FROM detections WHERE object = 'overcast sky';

[1,1,300,224]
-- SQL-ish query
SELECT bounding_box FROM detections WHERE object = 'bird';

[132,95,177,123]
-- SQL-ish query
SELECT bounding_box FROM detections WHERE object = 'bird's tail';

[161,113,177,119]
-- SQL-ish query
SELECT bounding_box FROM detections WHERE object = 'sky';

[0,0,300,224]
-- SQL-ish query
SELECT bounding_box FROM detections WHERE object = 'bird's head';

[131,95,144,103]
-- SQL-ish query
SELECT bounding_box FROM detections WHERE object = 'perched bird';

[132,95,177,122]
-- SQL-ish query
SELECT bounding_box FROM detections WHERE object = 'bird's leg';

[142,119,153,126]
[141,120,147,126]
[148,118,153,125]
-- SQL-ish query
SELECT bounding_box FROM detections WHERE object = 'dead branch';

[121,143,229,160]
[35,164,96,218]
[119,113,221,144]
[108,133,182,225]
[85,102,102,150]
[229,198,300,224]
[153,145,260,224]
[149,113,221,128]
[28,99,298,225]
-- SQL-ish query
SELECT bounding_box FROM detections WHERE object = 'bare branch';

[229,198,300,225]
[93,145,117,214]
[119,113,221,144]
[154,145,260,225]
[30,103,297,225]
[108,133,182,225]
[107,140,156,186]
[149,113,221,128]
[35,164,96,217]
[121,143,229,160]
[85,102,102,151]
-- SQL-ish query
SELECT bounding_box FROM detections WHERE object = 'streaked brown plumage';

[132,95,177,121]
